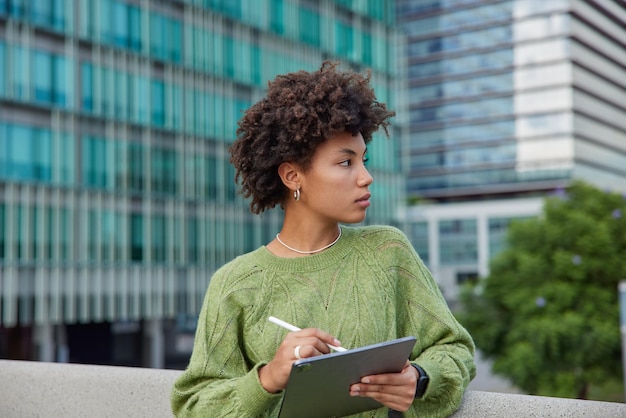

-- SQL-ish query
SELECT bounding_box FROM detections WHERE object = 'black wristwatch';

[411,364,429,399]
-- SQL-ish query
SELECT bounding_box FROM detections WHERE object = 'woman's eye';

[339,160,351,167]
[363,157,370,166]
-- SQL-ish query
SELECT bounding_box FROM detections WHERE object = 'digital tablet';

[278,336,417,418]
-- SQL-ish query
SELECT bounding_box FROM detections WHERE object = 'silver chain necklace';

[275,228,342,255]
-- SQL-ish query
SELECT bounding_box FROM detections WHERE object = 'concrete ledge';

[1,360,625,417]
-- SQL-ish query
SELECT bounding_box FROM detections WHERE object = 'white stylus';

[268,316,347,352]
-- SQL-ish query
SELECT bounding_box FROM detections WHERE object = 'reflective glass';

[130,214,143,261]
[0,42,5,97]
[439,219,477,265]
[0,203,5,260]
[81,62,93,111]
[151,80,165,127]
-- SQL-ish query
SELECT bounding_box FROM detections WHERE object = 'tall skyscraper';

[0,0,406,367]
[397,0,626,301]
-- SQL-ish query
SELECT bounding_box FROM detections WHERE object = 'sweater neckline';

[255,225,356,272]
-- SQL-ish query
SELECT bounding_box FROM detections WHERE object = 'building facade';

[0,0,407,367]
[397,0,626,300]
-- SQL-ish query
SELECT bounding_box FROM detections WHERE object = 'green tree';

[461,181,626,399]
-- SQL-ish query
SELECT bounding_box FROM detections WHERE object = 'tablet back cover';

[278,336,416,418]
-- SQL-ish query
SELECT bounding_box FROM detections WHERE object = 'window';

[130,214,143,262]
[299,6,320,47]
[151,80,165,127]
[0,42,5,97]
[439,219,478,265]
[82,136,108,188]
[270,0,284,34]
[0,203,5,259]
[81,62,93,111]
[152,215,166,263]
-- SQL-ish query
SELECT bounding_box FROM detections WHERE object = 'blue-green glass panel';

[34,129,52,182]
[33,51,52,103]
[362,31,372,65]
[82,136,107,188]
[223,36,235,77]
[169,19,182,63]
[0,123,6,178]
[0,202,5,260]
[130,214,143,261]
[0,42,5,97]
[111,0,128,48]
[151,80,165,127]
[270,0,283,34]
[137,76,149,124]
[8,0,25,18]
[53,55,70,107]
[81,62,93,111]
[150,12,166,60]
[335,21,354,58]
[12,46,28,100]
[151,147,177,195]
[299,6,320,47]
[0,0,7,15]
[128,5,141,51]
[187,218,198,263]
[128,141,144,192]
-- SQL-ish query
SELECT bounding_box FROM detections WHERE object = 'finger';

[349,384,414,412]
[295,328,342,350]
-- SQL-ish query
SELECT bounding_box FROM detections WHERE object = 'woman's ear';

[278,162,301,192]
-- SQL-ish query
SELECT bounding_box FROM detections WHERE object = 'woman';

[171,61,476,417]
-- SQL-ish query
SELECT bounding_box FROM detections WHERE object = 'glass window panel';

[33,51,52,103]
[128,5,141,51]
[101,211,114,262]
[299,6,320,47]
[169,18,182,62]
[336,21,354,59]
[12,46,29,100]
[112,0,128,47]
[270,0,284,34]
[81,61,93,111]
[82,136,107,187]
[99,0,112,44]
[152,214,166,262]
[53,55,70,107]
[137,76,149,124]
[0,203,5,260]
[0,42,5,97]
[130,214,143,261]
[128,141,144,192]
[150,12,166,60]
[31,0,52,27]
[151,79,165,126]
[34,129,52,181]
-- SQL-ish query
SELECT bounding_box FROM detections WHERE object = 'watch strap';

[411,363,429,399]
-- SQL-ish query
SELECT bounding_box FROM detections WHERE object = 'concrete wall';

[1,360,625,417]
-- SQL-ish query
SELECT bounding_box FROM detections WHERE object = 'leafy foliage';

[460,181,626,399]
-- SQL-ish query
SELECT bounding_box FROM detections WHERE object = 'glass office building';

[0,0,406,367]
[397,0,626,301]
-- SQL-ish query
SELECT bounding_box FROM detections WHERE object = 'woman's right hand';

[258,328,342,393]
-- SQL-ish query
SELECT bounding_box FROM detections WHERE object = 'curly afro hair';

[229,61,395,214]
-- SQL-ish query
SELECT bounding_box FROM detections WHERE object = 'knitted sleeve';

[170,260,281,418]
[370,226,476,418]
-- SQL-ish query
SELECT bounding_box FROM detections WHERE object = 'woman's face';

[298,132,373,224]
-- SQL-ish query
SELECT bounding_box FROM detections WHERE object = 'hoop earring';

[294,188,301,201]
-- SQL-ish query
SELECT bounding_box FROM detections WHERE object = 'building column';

[477,214,489,278]
[33,323,54,362]
[143,318,164,369]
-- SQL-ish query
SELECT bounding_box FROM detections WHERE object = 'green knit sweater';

[171,225,476,417]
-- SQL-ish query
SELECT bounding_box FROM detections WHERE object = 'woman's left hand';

[349,360,418,412]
